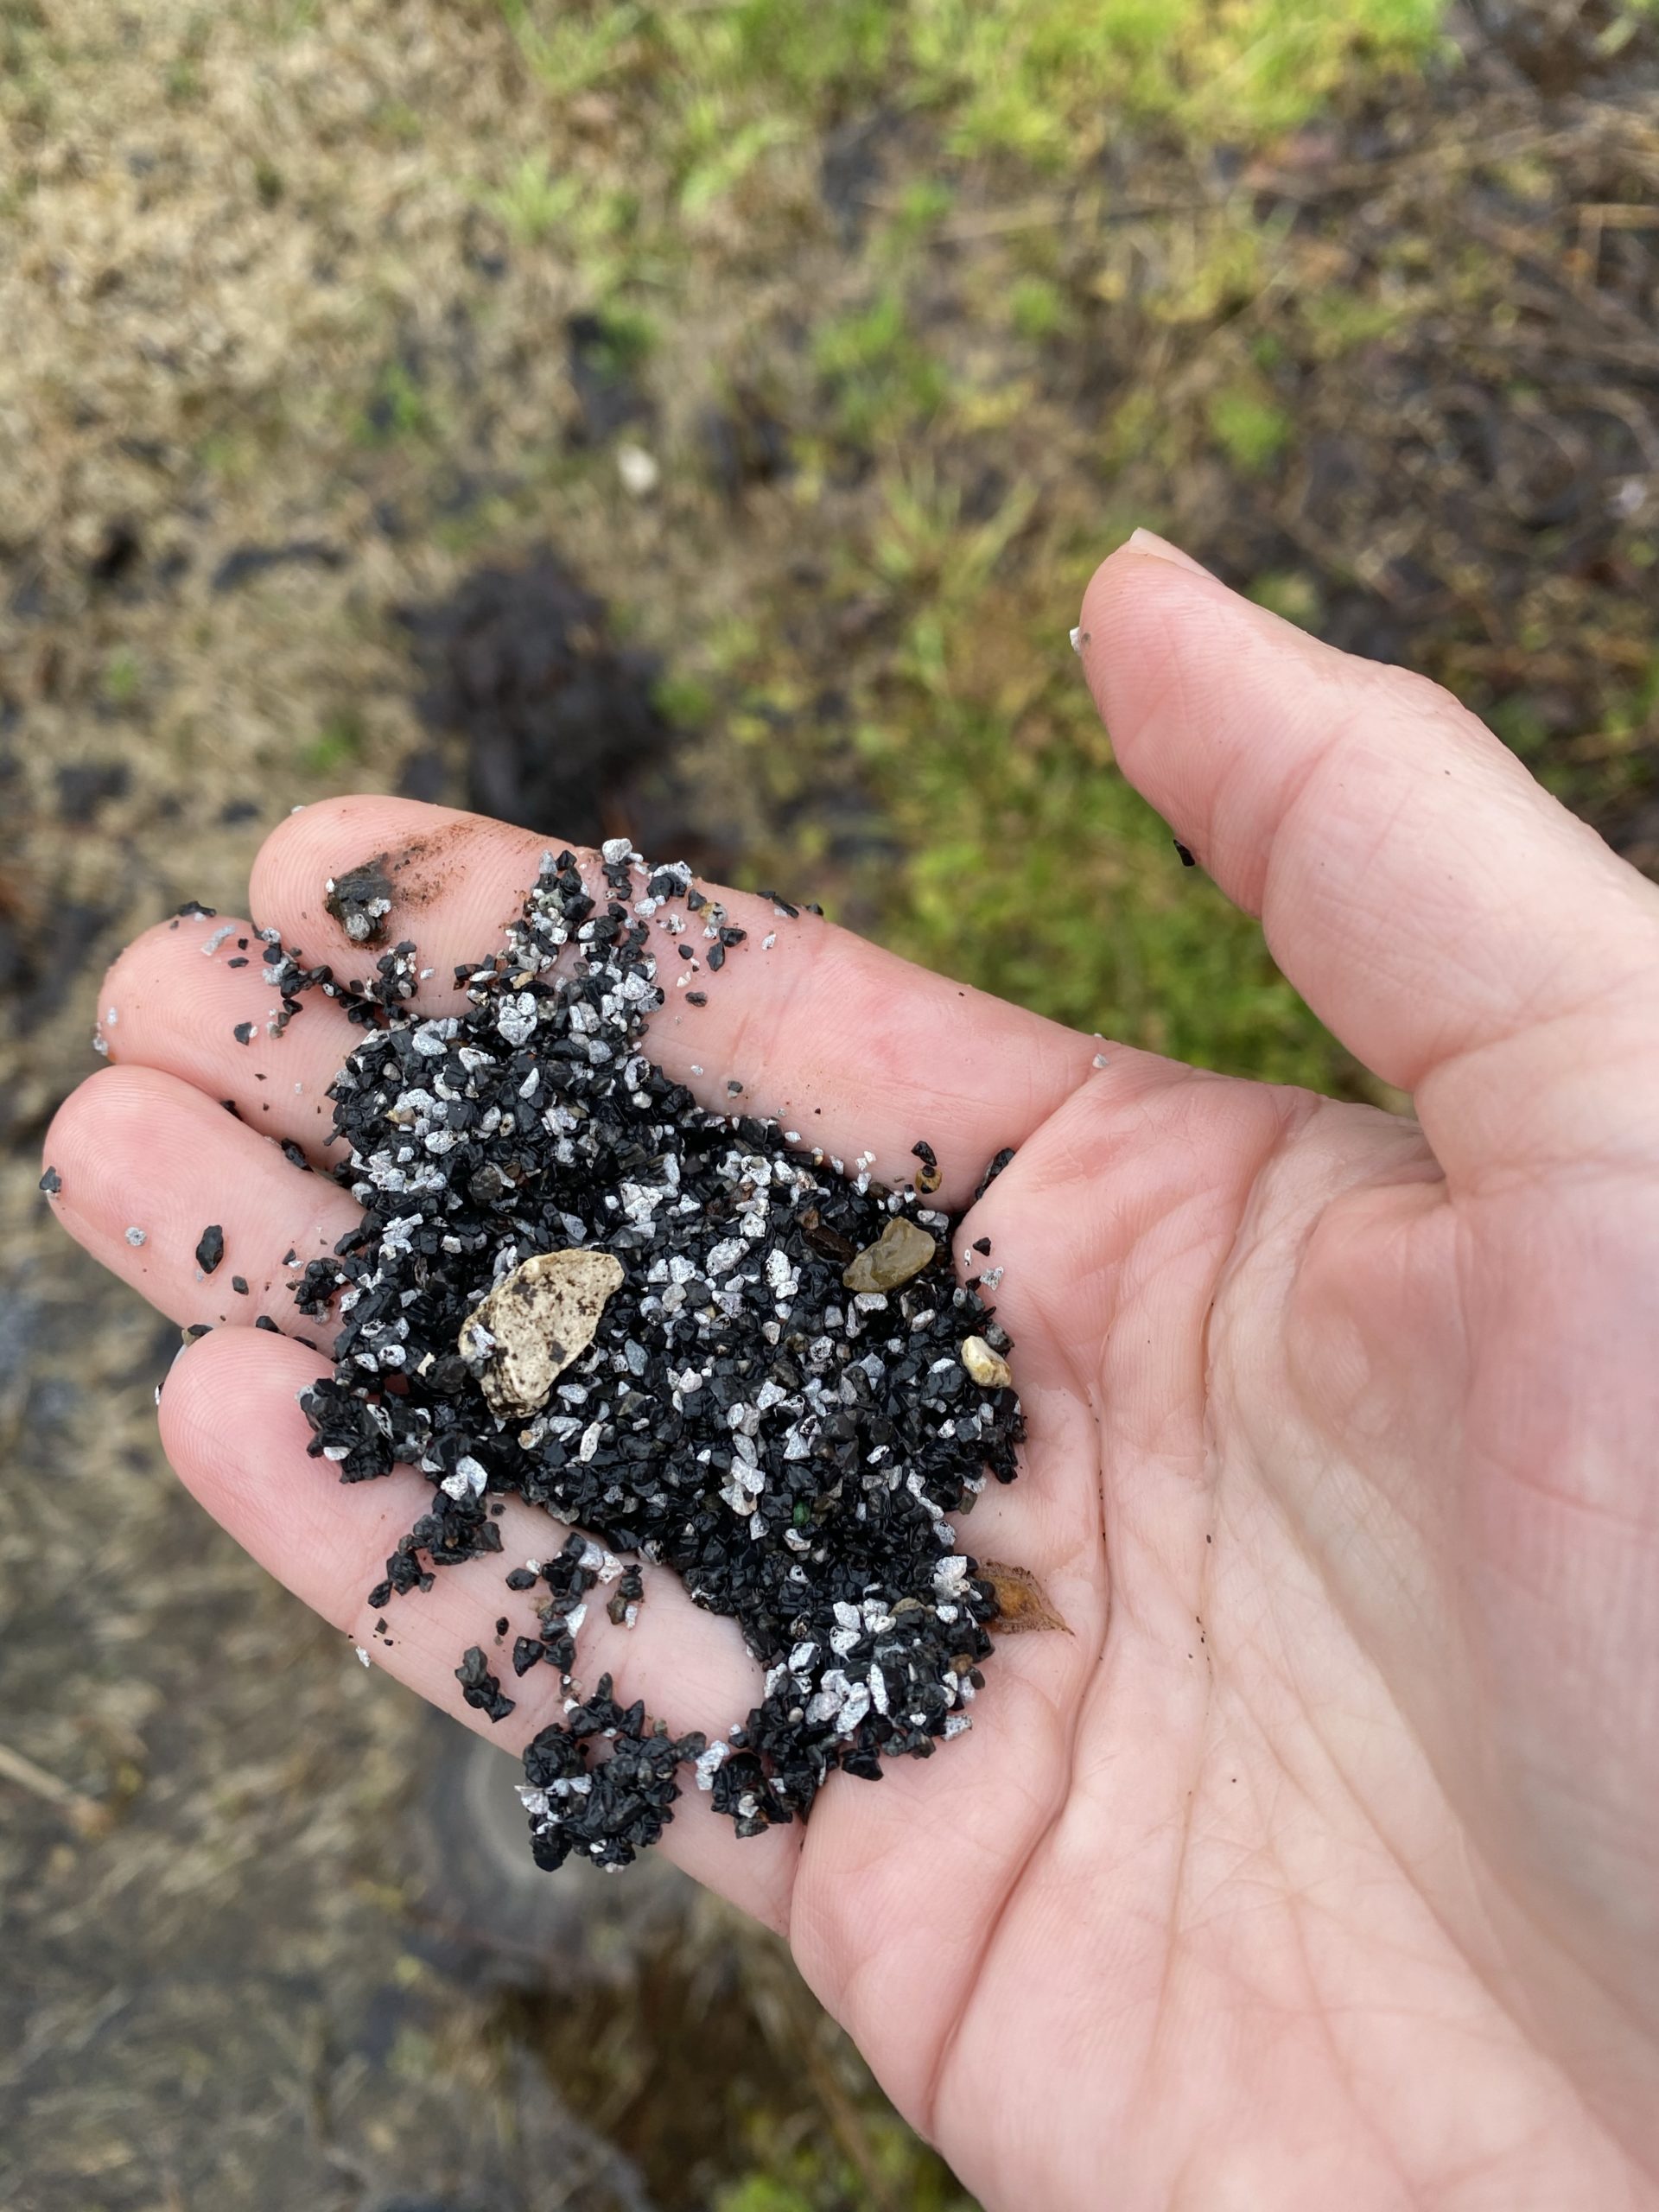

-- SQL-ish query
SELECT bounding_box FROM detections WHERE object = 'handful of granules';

[290,845,1024,1872]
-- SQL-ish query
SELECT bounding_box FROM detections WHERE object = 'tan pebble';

[841,1216,937,1294]
[459,1249,625,1419]
[961,1335,1012,1390]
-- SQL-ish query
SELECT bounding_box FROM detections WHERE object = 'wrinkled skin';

[47,537,1659,2209]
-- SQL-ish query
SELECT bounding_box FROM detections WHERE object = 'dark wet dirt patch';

[401,548,723,870]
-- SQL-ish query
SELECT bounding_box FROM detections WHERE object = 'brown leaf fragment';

[979,1560,1071,1636]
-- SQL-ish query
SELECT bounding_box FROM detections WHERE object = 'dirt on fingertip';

[321,854,398,946]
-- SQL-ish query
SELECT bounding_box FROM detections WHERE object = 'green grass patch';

[103,649,142,708]
[301,711,365,775]
[356,361,435,447]
[812,292,950,446]
[866,681,1345,1089]
[1206,385,1293,474]
[904,0,1447,166]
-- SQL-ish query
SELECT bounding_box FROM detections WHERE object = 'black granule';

[255,1315,281,1333]
[232,1276,250,1295]
[973,1147,1015,1203]
[227,956,250,969]
[972,1237,992,1256]
[182,1323,212,1342]
[455,1645,516,1723]
[323,857,397,948]
[195,1224,225,1275]
[686,990,707,1007]
[279,1139,310,1171]
[1173,839,1197,868]
[288,845,1025,1875]
[175,901,217,918]
[38,1166,61,1196]
[232,1022,255,1046]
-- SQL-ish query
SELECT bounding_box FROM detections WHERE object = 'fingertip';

[158,1325,344,1561]
[249,794,548,990]
[1075,531,1337,839]
[45,1062,172,1200]
[1079,530,1257,660]
[247,791,429,924]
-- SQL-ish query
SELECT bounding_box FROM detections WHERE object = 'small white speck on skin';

[762,932,776,950]
[354,1645,371,1668]
[1069,626,1083,653]
[105,1006,118,1026]
[124,1226,146,1247]
[200,924,236,957]
[1091,1052,1109,1069]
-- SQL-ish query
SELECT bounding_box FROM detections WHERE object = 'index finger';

[249,797,1098,1205]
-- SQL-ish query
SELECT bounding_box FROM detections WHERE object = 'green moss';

[1008,274,1072,340]
[1248,569,1323,630]
[301,712,365,775]
[103,649,142,708]
[1206,386,1293,474]
[1300,288,1403,356]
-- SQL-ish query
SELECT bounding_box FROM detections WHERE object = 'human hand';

[43,534,1659,2210]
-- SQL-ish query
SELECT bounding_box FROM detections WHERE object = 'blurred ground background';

[2,2,1657,2207]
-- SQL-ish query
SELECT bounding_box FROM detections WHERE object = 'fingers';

[158,1328,799,1926]
[1077,536,1659,1177]
[99,909,360,1161]
[249,797,1098,1206]
[41,1065,359,1332]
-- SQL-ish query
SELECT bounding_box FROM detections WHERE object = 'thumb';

[1076,531,1659,1180]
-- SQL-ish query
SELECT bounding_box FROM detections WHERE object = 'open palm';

[46,539,1659,2210]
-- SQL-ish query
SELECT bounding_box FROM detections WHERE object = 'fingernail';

[1125,528,1215,580]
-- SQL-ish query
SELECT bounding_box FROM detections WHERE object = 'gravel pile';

[287,845,1024,1872]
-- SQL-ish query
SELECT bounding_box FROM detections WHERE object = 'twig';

[0,1738,111,1837]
